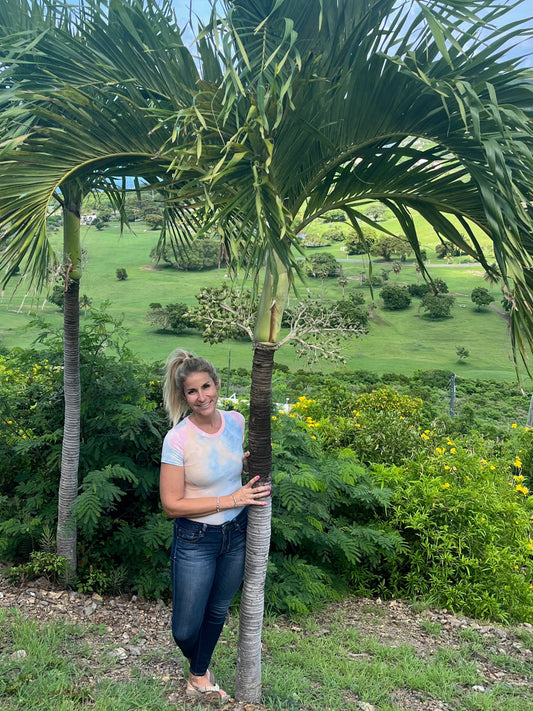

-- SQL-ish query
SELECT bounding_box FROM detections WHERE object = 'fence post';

[449,373,456,417]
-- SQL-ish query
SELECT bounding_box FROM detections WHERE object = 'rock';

[472,685,486,693]
[11,649,27,659]
[109,647,128,661]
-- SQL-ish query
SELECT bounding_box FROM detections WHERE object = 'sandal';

[186,679,229,703]
[186,661,215,685]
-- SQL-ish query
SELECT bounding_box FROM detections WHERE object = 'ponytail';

[162,349,220,425]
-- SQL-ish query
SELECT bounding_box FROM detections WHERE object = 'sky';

[172,0,533,67]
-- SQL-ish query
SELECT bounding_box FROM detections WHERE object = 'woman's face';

[183,371,219,418]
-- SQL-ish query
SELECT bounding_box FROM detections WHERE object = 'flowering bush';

[289,387,425,465]
[374,431,533,622]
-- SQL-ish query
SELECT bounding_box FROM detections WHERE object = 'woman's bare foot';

[186,673,229,702]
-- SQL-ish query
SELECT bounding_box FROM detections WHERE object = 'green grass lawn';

[2,601,532,711]
[1,221,529,384]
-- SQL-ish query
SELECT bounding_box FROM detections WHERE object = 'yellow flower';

[444,465,450,470]
[435,447,445,455]
[311,435,316,440]
[450,448,456,454]
[440,483,450,490]
[515,485,529,495]
[514,457,522,468]
[490,465,495,470]
[271,416,277,421]
[511,423,518,428]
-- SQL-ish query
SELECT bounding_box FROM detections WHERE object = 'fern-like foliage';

[73,465,138,536]
[268,416,402,613]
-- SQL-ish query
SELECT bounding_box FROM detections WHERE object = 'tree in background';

[307,253,340,278]
[456,346,470,361]
[380,284,412,311]
[371,234,411,261]
[147,301,193,334]
[150,237,222,270]
[422,293,456,319]
[345,223,378,255]
[471,286,496,311]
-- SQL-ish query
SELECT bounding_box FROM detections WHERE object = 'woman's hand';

[233,476,270,506]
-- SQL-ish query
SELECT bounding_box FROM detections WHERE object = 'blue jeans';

[170,507,247,677]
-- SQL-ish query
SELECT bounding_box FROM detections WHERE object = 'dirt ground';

[1,573,532,710]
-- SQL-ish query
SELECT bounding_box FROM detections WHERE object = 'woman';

[160,349,270,702]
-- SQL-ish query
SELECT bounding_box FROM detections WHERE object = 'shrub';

[471,286,495,311]
[0,310,171,598]
[421,292,454,319]
[144,212,164,230]
[380,284,411,310]
[333,301,369,328]
[268,414,402,613]
[290,387,425,465]
[147,302,194,333]
[322,209,346,222]
[408,283,431,298]
[307,252,340,278]
[151,237,221,270]
[48,283,65,310]
[344,224,377,255]
[116,268,128,280]
[374,433,533,622]
[429,277,449,294]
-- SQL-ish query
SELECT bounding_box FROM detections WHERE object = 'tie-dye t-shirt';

[161,409,246,524]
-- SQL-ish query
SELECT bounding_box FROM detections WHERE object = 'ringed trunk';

[56,196,82,575]
[235,344,275,702]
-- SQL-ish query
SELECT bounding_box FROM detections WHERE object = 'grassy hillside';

[0,220,530,384]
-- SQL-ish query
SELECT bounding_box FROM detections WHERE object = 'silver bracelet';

[231,493,237,507]
[216,496,220,513]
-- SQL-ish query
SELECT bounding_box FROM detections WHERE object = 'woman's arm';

[159,463,271,519]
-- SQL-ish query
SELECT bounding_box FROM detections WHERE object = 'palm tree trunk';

[57,278,80,572]
[235,343,274,702]
[56,193,82,575]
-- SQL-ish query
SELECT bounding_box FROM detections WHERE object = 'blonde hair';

[162,349,221,425]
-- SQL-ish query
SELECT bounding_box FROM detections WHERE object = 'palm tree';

[0,0,199,572]
[160,0,533,699]
[2,0,533,703]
